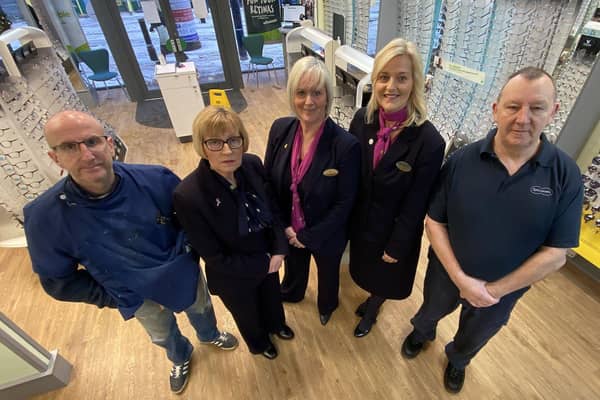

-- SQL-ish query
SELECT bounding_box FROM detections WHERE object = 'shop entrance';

[85,0,243,101]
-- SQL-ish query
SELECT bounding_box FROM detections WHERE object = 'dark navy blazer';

[173,154,289,295]
[264,117,361,255]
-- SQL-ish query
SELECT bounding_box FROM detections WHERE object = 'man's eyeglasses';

[203,136,243,152]
[52,135,109,154]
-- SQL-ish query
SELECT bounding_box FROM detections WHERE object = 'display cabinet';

[0,27,126,246]
[331,45,373,129]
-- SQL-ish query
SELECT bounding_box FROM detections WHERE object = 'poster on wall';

[243,0,281,34]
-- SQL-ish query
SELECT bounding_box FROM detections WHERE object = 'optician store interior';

[0,0,599,399]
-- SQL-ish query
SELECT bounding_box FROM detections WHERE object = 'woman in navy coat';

[264,56,361,325]
[174,106,294,360]
[348,39,445,337]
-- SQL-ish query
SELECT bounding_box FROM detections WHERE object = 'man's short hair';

[497,66,556,101]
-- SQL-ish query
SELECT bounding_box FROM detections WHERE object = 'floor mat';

[135,90,247,129]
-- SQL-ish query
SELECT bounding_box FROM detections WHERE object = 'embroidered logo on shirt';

[530,186,553,197]
[323,168,339,177]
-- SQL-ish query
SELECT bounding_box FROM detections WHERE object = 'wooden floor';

[1,79,599,399]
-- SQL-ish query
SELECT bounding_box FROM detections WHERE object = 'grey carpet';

[135,90,247,129]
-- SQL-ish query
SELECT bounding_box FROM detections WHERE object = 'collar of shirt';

[478,128,556,167]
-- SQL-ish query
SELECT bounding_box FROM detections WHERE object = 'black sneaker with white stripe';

[169,356,191,394]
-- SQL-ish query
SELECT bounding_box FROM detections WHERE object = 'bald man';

[401,67,583,393]
[23,111,238,394]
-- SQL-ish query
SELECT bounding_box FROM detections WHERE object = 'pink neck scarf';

[373,107,408,169]
[290,121,326,231]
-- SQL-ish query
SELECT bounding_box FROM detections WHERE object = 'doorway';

[85,0,243,101]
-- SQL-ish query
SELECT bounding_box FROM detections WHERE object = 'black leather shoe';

[355,299,369,317]
[261,342,278,360]
[319,312,332,326]
[353,316,376,338]
[444,362,465,393]
[401,331,425,359]
[275,325,294,340]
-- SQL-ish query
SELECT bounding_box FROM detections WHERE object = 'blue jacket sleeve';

[40,271,118,308]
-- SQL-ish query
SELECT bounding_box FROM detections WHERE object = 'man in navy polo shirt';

[401,67,583,393]
[24,110,238,394]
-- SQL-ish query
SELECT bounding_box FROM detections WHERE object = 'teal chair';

[78,48,128,99]
[242,34,279,87]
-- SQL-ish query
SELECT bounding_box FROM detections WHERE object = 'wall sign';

[243,0,281,34]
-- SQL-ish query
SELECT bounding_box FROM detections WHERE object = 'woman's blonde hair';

[192,106,249,158]
[287,56,333,117]
[365,38,427,127]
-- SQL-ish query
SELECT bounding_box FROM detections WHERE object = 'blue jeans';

[134,271,219,364]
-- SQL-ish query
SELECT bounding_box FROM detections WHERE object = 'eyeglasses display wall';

[424,0,579,148]
[321,0,372,52]
[395,0,437,75]
[0,27,126,244]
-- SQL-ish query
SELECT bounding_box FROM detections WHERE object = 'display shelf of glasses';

[0,27,127,246]
[330,45,373,129]
[422,0,577,153]
[575,153,600,268]
[322,0,353,45]
[395,0,436,72]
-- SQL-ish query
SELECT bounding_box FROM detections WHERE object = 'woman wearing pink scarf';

[264,56,361,326]
[348,39,445,337]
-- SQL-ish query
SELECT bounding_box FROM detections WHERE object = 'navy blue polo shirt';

[427,129,583,282]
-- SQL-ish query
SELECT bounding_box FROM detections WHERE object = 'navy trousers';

[281,246,343,315]
[411,259,528,369]
[218,273,286,354]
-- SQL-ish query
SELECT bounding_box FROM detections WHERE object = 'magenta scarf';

[290,121,326,231]
[372,107,408,169]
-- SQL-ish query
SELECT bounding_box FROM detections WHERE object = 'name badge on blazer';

[323,168,339,177]
[395,161,412,172]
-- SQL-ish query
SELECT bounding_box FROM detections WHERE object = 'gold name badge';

[396,161,412,172]
[323,168,339,177]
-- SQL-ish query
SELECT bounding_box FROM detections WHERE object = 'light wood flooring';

[1,79,599,399]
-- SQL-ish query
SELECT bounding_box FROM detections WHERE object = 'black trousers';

[281,246,343,315]
[410,259,528,369]
[218,273,286,354]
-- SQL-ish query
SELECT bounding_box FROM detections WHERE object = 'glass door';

[83,0,242,101]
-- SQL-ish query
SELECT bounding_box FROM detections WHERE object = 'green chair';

[242,34,279,87]
[78,48,128,99]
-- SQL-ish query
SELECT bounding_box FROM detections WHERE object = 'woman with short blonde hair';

[264,56,361,326]
[175,106,294,360]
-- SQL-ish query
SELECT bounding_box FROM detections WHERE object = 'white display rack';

[0,27,126,247]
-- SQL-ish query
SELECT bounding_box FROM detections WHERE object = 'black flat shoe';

[353,317,376,338]
[319,312,332,326]
[355,299,369,317]
[261,342,278,360]
[275,325,294,340]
